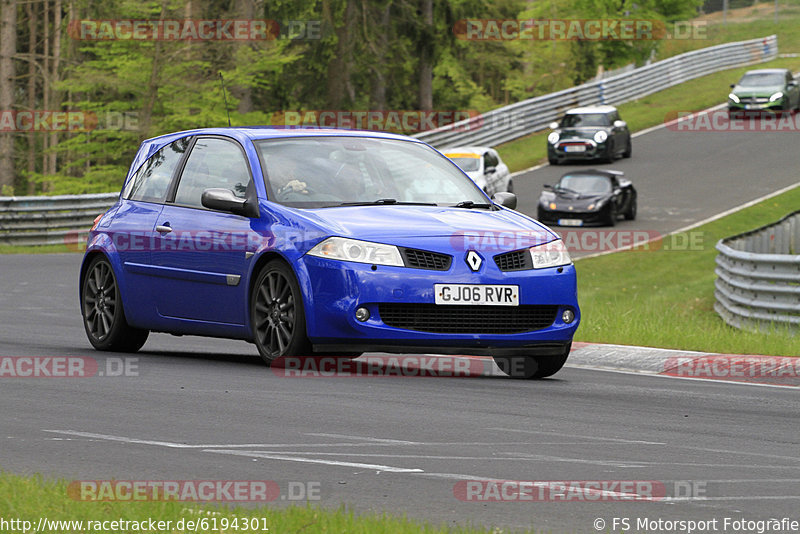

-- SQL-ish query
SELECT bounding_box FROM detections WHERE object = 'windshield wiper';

[453,200,493,209]
[338,198,437,206]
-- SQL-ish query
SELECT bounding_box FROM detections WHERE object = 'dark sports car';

[537,169,637,227]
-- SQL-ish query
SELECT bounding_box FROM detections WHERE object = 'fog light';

[355,307,370,322]
[562,309,575,324]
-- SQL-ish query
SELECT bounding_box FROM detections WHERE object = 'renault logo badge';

[466,250,482,271]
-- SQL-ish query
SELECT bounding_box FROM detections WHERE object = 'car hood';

[540,190,608,209]
[303,205,556,243]
[557,126,607,139]
[732,84,784,97]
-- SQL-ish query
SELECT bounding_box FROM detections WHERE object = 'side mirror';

[201,188,257,217]
[613,120,627,129]
[492,191,517,210]
[485,166,497,175]
[543,184,553,190]
[548,121,559,130]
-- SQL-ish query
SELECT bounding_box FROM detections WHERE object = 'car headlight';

[593,131,608,143]
[307,237,404,266]
[530,239,572,269]
[547,132,560,144]
[769,91,784,102]
[728,93,740,103]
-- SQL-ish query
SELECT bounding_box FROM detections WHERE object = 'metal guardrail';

[0,193,118,246]
[714,210,800,334]
[413,35,777,148]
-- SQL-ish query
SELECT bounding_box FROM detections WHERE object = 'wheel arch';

[246,251,314,340]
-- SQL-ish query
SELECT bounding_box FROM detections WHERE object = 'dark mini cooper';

[537,169,637,227]
[547,106,631,165]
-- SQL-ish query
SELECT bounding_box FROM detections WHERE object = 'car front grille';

[378,303,558,334]
[494,250,532,271]
[738,97,769,104]
[401,248,452,271]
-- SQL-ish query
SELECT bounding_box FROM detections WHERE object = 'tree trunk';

[417,0,433,111]
[324,0,356,109]
[26,0,36,194]
[47,0,62,187]
[0,0,17,193]
[370,2,390,110]
[234,0,255,115]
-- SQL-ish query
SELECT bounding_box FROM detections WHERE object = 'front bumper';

[296,252,580,355]
[548,140,609,161]
[537,206,607,227]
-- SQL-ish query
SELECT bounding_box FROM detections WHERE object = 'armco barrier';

[0,193,118,246]
[0,36,780,246]
[714,210,800,334]
[413,35,777,148]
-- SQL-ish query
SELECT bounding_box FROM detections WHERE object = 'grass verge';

[0,473,500,534]
[574,184,800,357]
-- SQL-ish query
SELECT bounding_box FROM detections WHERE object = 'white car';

[441,146,513,196]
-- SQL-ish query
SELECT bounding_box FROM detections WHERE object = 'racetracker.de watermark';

[450,230,707,253]
[666,109,800,132]
[269,110,480,132]
[454,480,667,502]
[453,19,706,40]
[0,110,139,132]
[67,480,320,502]
[271,355,487,378]
[0,357,138,378]
[68,19,323,41]
[662,355,800,385]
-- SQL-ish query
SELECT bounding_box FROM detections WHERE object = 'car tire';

[603,142,615,163]
[81,256,149,352]
[251,260,312,366]
[622,139,632,158]
[548,155,559,165]
[507,179,514,194]
[494,343,571,379]
[624,197,637,220]
[606,204,617,226]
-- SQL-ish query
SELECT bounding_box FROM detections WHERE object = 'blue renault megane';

[80,128,579,378]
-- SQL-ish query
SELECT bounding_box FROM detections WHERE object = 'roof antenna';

[219,72,231,127]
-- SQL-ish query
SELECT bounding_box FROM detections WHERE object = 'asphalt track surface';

[1,119,799,532]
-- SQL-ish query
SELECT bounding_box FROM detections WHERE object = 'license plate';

[564,145,586,153]
[558,218,584,226]
[434,284,519,306]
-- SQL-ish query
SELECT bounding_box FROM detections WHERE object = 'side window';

[483,152,498,169]
[173,138,252,209]
[124,137,191,202]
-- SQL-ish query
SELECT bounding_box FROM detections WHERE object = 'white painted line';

[305,433,420,445]
[510,162,547,178]
[42,429,199,448]
[488,427,665,445]
[566,363,800,390]
[204,449,424,473]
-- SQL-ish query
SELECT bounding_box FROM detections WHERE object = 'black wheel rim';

[254,271,296,356]
[83,261,117,341]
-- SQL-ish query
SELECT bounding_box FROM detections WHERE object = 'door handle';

[155,225,172,234]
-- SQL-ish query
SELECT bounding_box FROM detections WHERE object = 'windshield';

[738,72,785,87]
[560,113,609,128]
[557,174,612,195]
[444,154,481,172]
[257,137,487,208]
